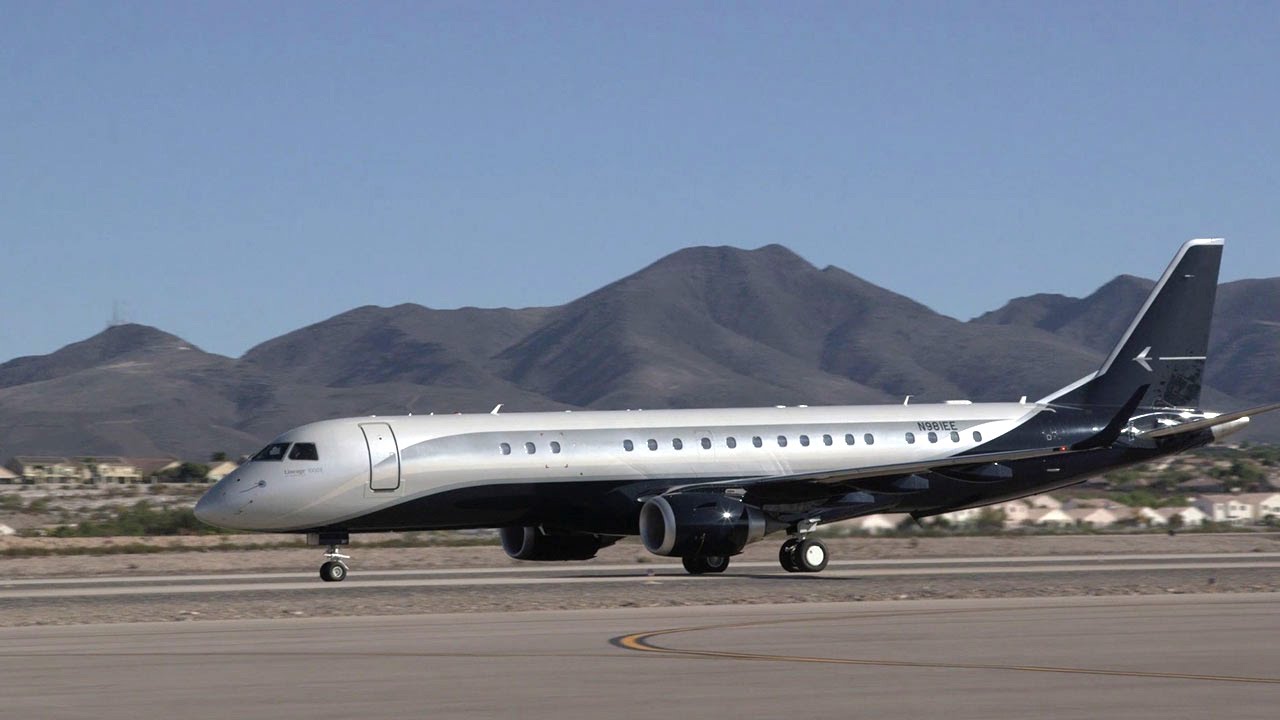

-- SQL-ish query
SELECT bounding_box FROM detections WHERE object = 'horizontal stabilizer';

[1141,402,1280,439]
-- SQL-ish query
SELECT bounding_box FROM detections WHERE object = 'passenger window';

[500,442,512,456]
[624,440,634,452]
[799,435,810,447]
[752,436,763,448]
[726,437,737,449]
[950,431,960,443]
[905,432,916,444]
[844,433,855,446]
[673,438,683,450]
[927,432,938,443]
[823,434,833,446]
[864,433,875,445]
[252,443,291,462]
[777,435,788,447]
[973,431,983,442]
[524,442,536,455]
[701,437,711,450]
[288,443,319,460]
[647,439,658,451]
[550,441,561,454]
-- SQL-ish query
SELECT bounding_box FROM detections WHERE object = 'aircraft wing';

[1140,402,1280,439]
[663,443,1092,504]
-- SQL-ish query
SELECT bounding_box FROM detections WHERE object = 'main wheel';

[682,555,730,574]
[795,537,828,573]
[320,561,348,582]
[778,538,801,572]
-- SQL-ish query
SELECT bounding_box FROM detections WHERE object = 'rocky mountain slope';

[2,245,1276,459]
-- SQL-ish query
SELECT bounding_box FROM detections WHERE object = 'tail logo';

[1133,346,1206,373]
[1134,347,1153,372]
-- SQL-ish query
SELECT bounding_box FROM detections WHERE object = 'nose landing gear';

[308,531,351,583]
[320,547,349,582]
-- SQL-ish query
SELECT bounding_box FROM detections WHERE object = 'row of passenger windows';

[497,431,983,456]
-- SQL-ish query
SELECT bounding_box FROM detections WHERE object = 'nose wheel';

[320,545,350,582]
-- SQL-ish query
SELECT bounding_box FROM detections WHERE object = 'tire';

[320,561,348,582]
[795,538,828,573]
[702,555,729,574]
[779,538,801,572]
[682,555,731,574]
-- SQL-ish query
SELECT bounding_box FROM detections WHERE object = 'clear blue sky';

[2,1,1277,363]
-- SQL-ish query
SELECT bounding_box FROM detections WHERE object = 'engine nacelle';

[499,526,615,561]
[639,493,766,557]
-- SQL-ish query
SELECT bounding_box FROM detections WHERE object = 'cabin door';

[360,422,401,491]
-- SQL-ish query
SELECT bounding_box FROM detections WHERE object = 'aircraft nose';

[194,483,235,528]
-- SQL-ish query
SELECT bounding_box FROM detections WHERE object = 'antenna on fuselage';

[491,404,503,415]
[903,395,912,406]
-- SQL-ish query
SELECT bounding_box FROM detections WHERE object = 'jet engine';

[499,526,617,561]
[639,493,766,557]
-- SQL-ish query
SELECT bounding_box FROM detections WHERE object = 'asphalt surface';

[1,593,1276,720]
[4,552,1279,599]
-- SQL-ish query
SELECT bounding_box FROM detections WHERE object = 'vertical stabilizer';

[1043,239,1223,410]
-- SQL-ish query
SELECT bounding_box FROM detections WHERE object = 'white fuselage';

[195,401,1040,533]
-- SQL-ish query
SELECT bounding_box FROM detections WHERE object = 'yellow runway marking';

[612,607,1280,685]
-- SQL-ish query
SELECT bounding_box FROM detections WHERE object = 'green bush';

[48,500,223,537]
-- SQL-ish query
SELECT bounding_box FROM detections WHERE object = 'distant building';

[1253,493,1280,520]
[0,466,19,485]
[205,461,239,482]
[124,457,182,482]
[1137,507,1168,526]
[1065,507,1117,527]
[1194,493,1280,524]
[935,507,982,525]
[1026,508,1073,526]
[1157,506,1207,528]
[5,457,88,484]
[1108,506,1138,524]
[72,457,142,484]
[1028,494,1062,510]
[996,500,1031,527]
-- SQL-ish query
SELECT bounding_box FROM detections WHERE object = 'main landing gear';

[308,531,351,582]
[682,555,730,574]
[778,535,828,573]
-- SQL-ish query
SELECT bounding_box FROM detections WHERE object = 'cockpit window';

[288,443,319,461]
[252,443,291,462]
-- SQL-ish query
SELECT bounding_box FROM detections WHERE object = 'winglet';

[1071,384,1149,450]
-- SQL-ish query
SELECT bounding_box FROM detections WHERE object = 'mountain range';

[2,244,1278,460]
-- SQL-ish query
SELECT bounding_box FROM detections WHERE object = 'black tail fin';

[1043,238,1222,410]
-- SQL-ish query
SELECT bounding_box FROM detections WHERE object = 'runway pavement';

[1,593,1276,720]
[3,551,1279,599]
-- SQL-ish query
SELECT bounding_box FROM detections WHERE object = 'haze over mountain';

[2,245,1277,460]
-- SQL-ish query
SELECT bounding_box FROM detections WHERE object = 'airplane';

[195,238,1280,582]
